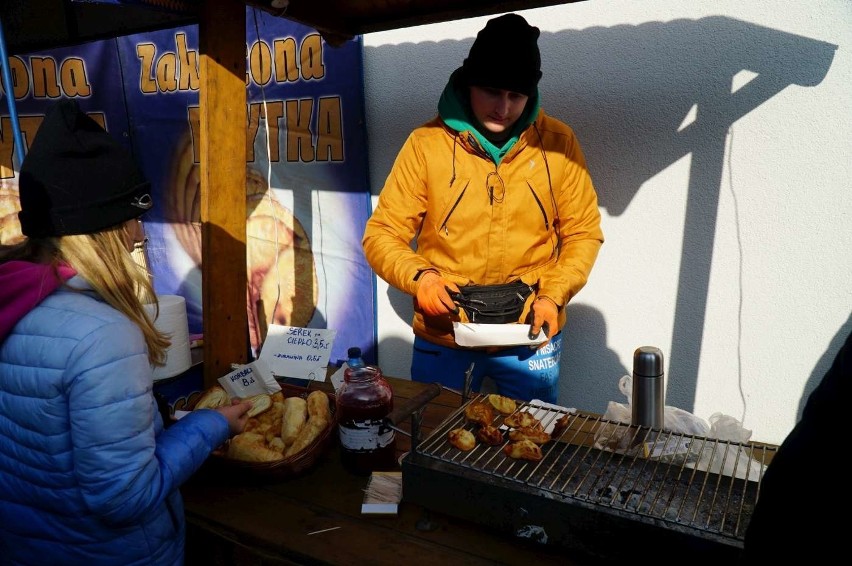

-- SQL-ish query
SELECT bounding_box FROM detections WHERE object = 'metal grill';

[402,395,777,560]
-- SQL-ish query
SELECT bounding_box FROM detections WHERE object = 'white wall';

[361,0,852,445]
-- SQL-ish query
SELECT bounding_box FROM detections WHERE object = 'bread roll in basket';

[191,383,336,479]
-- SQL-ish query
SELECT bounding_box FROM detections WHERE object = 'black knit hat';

[462,13,542,96]
[18,99,152,238]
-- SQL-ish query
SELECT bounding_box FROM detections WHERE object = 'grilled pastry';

[508,425,551,445]
[448,428,476,451]
[503,439,543,461]
[503,411,540,429]
[551,413,572,438]
[476,424,504,446]
[487,394,516,415]
[464,402,494,427]
[194,386,230,410]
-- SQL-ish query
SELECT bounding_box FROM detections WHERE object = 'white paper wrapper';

[453,322,547,347]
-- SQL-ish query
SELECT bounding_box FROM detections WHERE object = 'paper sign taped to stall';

[453,322,546,348]
[259,325,337,381]
[217,358,280,398]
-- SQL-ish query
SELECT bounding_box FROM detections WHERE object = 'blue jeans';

[411,332,562,403]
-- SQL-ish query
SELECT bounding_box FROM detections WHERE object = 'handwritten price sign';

[217,358,280,398]
[258,325,337,381]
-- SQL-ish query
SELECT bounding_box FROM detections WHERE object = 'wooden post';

[198,0,248,386]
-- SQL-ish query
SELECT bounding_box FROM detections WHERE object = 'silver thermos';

[631,346,665,429]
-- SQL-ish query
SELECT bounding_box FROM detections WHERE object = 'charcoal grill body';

[402,399,774,564]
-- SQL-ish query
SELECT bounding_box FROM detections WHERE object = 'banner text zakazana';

[0,33,344,177]
[0,32,328,99]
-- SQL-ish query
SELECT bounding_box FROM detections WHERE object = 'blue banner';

[0,8,375,367]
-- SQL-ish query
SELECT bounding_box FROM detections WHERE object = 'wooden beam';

[199,0,248,386]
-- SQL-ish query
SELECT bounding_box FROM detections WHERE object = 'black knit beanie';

[18,99,152,238]
[462,13,542,97]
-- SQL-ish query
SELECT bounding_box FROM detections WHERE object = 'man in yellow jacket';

[363,13,603,402]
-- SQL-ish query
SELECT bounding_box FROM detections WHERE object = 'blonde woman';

[0,100,251,565]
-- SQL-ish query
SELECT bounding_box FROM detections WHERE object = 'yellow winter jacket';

[363,110,604,348]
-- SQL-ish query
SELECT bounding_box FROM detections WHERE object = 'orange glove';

[415,271,460,316]
[529,296,559,347]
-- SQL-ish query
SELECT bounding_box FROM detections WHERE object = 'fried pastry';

[280,397,308,448]
[464,401,494,426]
[227,432,285,463]
[246,393,273,417]
[476,424,504,446]
[508,425,551,445]
[503,439,543,461]
[448,428,476,451]
[284,417,328,457]
[487,394,516,415]
[194,386,229,410]
[306,390,331,422]
[504,411,540,429]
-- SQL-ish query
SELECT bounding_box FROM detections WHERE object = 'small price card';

[258,325,337,381]
[217,358,281,398]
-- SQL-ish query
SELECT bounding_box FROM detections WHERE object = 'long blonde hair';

[1,225,170,366]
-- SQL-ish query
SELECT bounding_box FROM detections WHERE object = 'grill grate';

[404,395,776,556]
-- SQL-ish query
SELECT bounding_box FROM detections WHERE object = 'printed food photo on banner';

[1,7,376,369]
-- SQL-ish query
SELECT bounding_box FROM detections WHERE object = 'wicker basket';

[195,382,337,480]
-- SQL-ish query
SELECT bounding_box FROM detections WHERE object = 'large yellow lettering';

[137,43,158,93]
[273,37,299,83]
[300,34,325,80]
[59,58,91,97]
[156,52,179,93]
[262,101,284,163]
[0,116,44,178]
[5,57,30,100]
[248,40,273,86]
[247,104,262,162]
[175,33,199,91]
[316,97,343,162]
[285,99,315,163]
[30,57,61,99]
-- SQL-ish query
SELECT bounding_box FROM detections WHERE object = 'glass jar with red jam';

[337,347,396,475]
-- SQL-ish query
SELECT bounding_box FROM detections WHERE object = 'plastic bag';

[593,375,766,481]
[593,375,710,452]
[685,412,765,481]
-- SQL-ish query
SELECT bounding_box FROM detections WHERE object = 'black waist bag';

[450,280,536,324]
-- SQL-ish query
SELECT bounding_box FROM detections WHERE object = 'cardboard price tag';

[259,325,337,381]
[217,359,281,399]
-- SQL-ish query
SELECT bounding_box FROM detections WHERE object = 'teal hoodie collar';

[438,68,540,165]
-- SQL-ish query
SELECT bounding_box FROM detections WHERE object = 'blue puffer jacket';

[0,272,230,565]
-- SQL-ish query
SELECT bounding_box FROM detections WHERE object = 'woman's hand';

[215,398,253,437]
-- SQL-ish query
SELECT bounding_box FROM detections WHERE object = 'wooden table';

[182,376,591,565]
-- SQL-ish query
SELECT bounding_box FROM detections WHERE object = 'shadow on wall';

[559,303,628,414]
[368,16,837,414]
